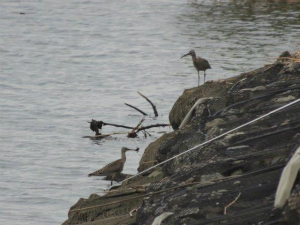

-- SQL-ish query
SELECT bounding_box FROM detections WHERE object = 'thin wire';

[122,98,300,184]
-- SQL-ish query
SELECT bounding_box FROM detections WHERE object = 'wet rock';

[201,173,224,182]
[206,126,222,137]
[223,132,245,144]
[148,167,163,178]
[233,181,241,185]
[169,77,243,130]
[138,131,177,172]
[63,51,300,225]
[279,51,292,58]
[227,145,249,151]
[271,156,285,165]
[205,118,226,130]
[231,169,243,176]
[283,185,300,224]
[136,51,300,225]
[273,95,296,103]
[240,86,266,92]
[105,173,132,182]
[286,62,300,73]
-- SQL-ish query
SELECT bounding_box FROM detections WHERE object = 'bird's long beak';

[180,52,190,59]
[126,147,140,152]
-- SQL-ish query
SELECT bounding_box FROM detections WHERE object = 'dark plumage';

[89,120,103,135]
[181,50,211,86]
[88,147,139,185]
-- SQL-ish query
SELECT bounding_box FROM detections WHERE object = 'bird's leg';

[198,71,200,86]
[204,71,206,83]
[111,173,115,186]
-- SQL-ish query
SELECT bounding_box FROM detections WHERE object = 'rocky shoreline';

[63,50,300,225]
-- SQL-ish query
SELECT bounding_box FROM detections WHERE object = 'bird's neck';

[121,151,126,163]
[191,54,197,61]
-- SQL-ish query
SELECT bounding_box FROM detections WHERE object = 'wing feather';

[88,159,123,176]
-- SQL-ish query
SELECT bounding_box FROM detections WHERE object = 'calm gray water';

[1,0,300,224]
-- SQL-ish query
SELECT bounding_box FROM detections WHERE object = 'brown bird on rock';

[88,147,139,185]
[181,50,211,86]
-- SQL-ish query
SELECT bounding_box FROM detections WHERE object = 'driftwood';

[127,119,169,138]
[88,120,134,130]
[128,117,145,138]
[102,121,134,129]
[82,132,128,139]
[137,124,170,133]
[88,120,169,137]
[87,92,161,137]
[141,130,152,138]
[125,103,148,116]
[138,91,158,117]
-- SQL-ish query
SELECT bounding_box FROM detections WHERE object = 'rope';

[121,98,300,183]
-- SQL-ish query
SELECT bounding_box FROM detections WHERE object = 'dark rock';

[169,79,237,130]
[137,51,300,224]
[104,173,132,182]
[279,51,292,58]
[138,131,177,172]
[63,51,300,225]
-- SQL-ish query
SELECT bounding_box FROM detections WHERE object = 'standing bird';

[88,147,139,185]
[181,50,211,86]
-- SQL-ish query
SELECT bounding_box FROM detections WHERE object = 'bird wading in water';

[181,50,211,86]
[88,147,139,185]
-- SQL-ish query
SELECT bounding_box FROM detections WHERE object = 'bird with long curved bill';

[181,50,211,86]
[88,147,139,185]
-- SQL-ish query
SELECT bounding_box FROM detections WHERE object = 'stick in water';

[128,117,145,138]
[137,124,170,132]
[138,91,158,117]
[88,120,134,130]
[125,103,148,116]
[102,122,134,129]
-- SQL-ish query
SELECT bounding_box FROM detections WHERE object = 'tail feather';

[88,171,106,177]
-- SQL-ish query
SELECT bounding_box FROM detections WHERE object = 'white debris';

[274,146,300,208]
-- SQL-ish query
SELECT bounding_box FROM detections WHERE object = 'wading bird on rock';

[181,50,211,86]
[88,147,139,185]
